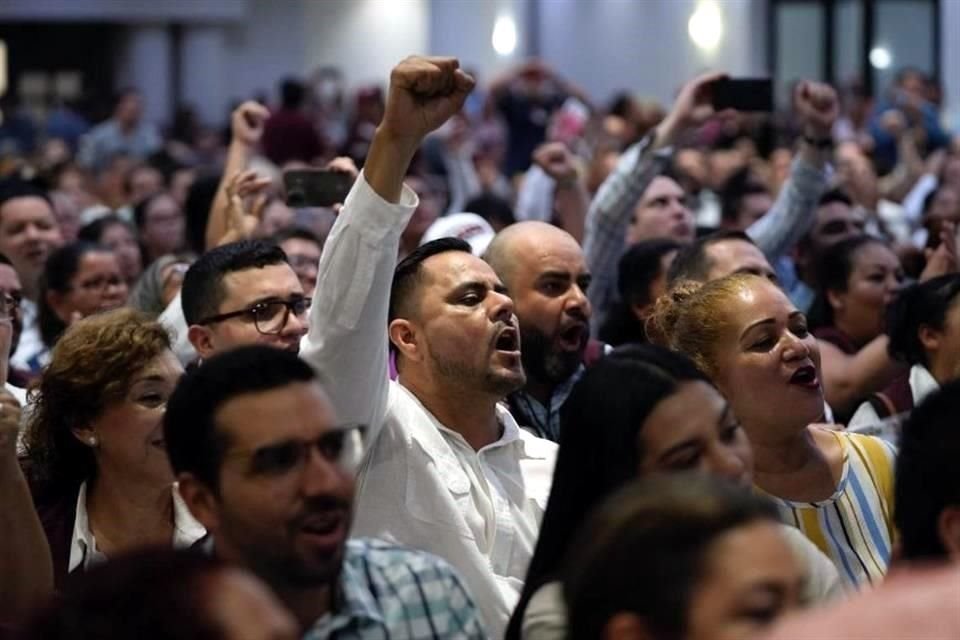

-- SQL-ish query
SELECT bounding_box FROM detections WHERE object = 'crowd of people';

[0,50,959,639]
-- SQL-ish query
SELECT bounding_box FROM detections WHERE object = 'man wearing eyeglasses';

[181,240,310,360]
[166,345,486,638]
[0,254,27,401]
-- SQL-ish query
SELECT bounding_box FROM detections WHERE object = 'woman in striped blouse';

[649,273,896,589]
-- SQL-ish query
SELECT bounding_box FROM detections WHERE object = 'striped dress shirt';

[763,430,896,589]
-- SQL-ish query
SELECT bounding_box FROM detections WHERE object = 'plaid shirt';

[583,135,827,329]
[304,539,487,639]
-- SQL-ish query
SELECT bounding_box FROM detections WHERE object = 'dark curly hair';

[24,308,172,496]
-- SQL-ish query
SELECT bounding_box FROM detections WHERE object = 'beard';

[428,337,526,397]
[217,499,350,591]
[520,325,585,386]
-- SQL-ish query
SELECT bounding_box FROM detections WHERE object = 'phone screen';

[283,170,354,208]
[711,78,774,112]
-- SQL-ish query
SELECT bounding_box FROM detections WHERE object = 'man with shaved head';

[485,220,595,441]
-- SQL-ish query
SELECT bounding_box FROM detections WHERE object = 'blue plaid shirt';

[303,539,487,639]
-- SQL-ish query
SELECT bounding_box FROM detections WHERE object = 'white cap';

[420,212,495,256]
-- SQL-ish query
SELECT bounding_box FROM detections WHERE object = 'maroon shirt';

[262,109,323,166]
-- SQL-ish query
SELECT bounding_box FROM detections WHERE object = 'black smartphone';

[283,170,354,208]
[711,78,774,112]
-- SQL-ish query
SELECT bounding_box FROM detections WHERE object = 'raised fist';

[231,101,270,147]
[380,57,475,145]
[795,81,839,140]
[533,142,579,185]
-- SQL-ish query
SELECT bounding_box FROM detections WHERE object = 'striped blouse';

[762,430,897,589]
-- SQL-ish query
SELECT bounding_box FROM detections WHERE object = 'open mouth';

[557,323,587,351]
[494,326,520,354]
[298,510,347,548]
[789,365,819,389]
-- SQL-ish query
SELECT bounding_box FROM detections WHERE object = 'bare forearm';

[553,183,588,243]
[365,127,419,204]
[820,337,901,417]
[205,141,253,250]
[0,460,53,622]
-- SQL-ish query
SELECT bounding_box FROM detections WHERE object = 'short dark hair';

[886,274,960,366]
[895,379,960,560]
[181,240,289,326]
[564,474,779,640]
[38,242,110,347]
[463,193,516,229]
[667,230,755,285]
[720,170,770,224]
[599,239,681,346]
[0,178,53,214]
[24,548,227,640]
[164,345,317,490]
[388,237,472,325]
[280,78,306,110]
[271,226,324,250]
[817,188,854,209]
[77,214,135,244]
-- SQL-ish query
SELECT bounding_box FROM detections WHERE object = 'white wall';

[942,0,960,130]
[537,0,767,105]
[428,0,527,79]
[302,0,428,91]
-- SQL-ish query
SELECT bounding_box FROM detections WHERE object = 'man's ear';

[187,325,217,360]
[938,505,960,560]
[388,319,423,363]
[177,473,221,533]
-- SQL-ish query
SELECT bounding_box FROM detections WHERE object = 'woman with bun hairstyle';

[848,273,960,434]
[647,274,895,590]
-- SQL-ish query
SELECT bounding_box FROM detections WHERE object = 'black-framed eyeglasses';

[0,292,21,320]
[225,423,367,477]
[198,297,311,335]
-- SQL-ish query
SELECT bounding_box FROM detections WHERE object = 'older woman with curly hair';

[23,308,203,587]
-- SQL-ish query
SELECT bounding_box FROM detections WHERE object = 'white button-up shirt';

[68,482,206,573]
[301,174,557,637]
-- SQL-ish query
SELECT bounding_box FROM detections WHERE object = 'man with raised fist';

[302,57,557,636]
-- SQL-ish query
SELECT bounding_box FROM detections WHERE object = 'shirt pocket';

[405,445,478,541]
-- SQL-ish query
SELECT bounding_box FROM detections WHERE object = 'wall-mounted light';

[688,0,723,52]
[492,15,517,57]
[869,46,892,70]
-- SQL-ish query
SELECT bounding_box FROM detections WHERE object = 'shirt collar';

[307,543,384,635]
[68,481,206,573]
[909,364,940,405]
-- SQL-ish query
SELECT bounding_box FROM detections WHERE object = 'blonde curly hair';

[646,274,763,377]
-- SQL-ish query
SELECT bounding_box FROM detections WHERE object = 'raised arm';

[300,57,474,434]
[204,102,269,250]
[0,323,51,625]
[584,72,723,325]
[748,81,837,259]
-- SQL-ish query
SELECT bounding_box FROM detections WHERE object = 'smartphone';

[283,170,354,208]
[550,97,590,143]
[711,78,774,112]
